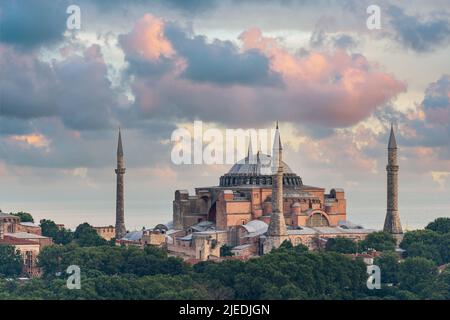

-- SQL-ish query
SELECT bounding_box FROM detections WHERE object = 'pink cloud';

[121,19,406,128]
[119,14,175,61]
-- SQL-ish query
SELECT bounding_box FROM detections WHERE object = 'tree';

[11,211,34,223]
[398,257,437,295]
[426,217,450,235]
[325,237,358,254]
[400,229,448,265]
[74,223,107,247]
[220,244,233,257]
[0,245,23,277]
[374,252,399,285]
[40,219,74,245]
[40,219,59,238]
[360,231,396,252]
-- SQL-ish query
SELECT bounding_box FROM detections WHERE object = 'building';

[0,212,20,233]
[0,234,41,277]
[115,224,169,247]
[93,226,115,241]
[16,222,42,235]
[0,220,46,277]
[169,123,374,260]
[0,211,52,277]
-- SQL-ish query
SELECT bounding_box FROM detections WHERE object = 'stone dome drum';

[219,153,303,187]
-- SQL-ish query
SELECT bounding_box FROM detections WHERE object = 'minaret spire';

[264,122,289,253]
[271,122,282,173]
[383,124,403,243]
[117,128,124,156]
[115,128,126,239]
[246,135,254,164]
[388,123,397,149]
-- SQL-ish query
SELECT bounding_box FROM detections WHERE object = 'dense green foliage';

[426,217,450,234]
[73,223,107,247]
[40,219,74,245]
[11,211,34,223]
[38,244,188,278]
[220,244,233,257]
[325,237,358,253]
[0,245,23,277]
[359,231,396,252]
[0,217,449,300]
[400,229,450,265]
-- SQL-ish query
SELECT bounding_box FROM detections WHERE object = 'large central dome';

[228,153,293,175]
[219,153,302,188]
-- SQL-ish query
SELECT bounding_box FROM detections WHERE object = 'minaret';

[383,124,403,242]
[115,129,126,239]
[264,123,289,253]
[271,121,281,174]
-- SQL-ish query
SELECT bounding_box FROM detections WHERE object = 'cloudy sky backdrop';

[1,0,450,230]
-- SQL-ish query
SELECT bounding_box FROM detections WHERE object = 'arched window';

[308,213,329,227]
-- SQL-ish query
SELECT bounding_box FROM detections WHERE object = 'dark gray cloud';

[393,75,450,158]
[0,44,125,131]
[0,118,34,136]
[0,0,68,49]
[119,20,282,87]
[388,6,450,52]
[164,23,282,86]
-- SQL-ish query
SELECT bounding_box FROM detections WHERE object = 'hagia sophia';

[0,122,403,268]
[113,123,403,262]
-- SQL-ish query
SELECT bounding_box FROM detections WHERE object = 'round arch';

[307,210,330,227]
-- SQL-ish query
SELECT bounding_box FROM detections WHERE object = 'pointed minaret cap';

[388,123,397,149]
[246,135,254,164]
[273,122,283,150]
[117,128,124,156]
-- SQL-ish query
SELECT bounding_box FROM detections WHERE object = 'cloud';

[119,15,280,86]
[120,19,405,128]
[8,134,51,149]
[400,75,450,151]
[0,43,127,130]
[164,22,281,86]
[0,0,68,49]
[119,14,175,61]
[387,6,450,52]
[431,171,450,189]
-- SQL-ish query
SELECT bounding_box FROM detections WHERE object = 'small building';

[16,222,42,235]
[0,212,20,233]
[93,225,115,241]
[115,223,171,247]
[5,232,53,249]
[0,234,41,277]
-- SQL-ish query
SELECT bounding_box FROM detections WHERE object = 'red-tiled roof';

[0,235,39,246]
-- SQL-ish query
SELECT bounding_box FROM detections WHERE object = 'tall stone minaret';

[383,124,403,242]
[115,129,126,239]
[264,123,289,253]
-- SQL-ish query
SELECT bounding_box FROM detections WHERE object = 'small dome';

[292,202,301,208]
[241,220,268,236]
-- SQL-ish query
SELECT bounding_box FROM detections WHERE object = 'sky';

[1,0,450,230]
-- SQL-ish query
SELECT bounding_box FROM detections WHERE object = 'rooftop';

[0,235,40,246]
[5,232,49,239]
